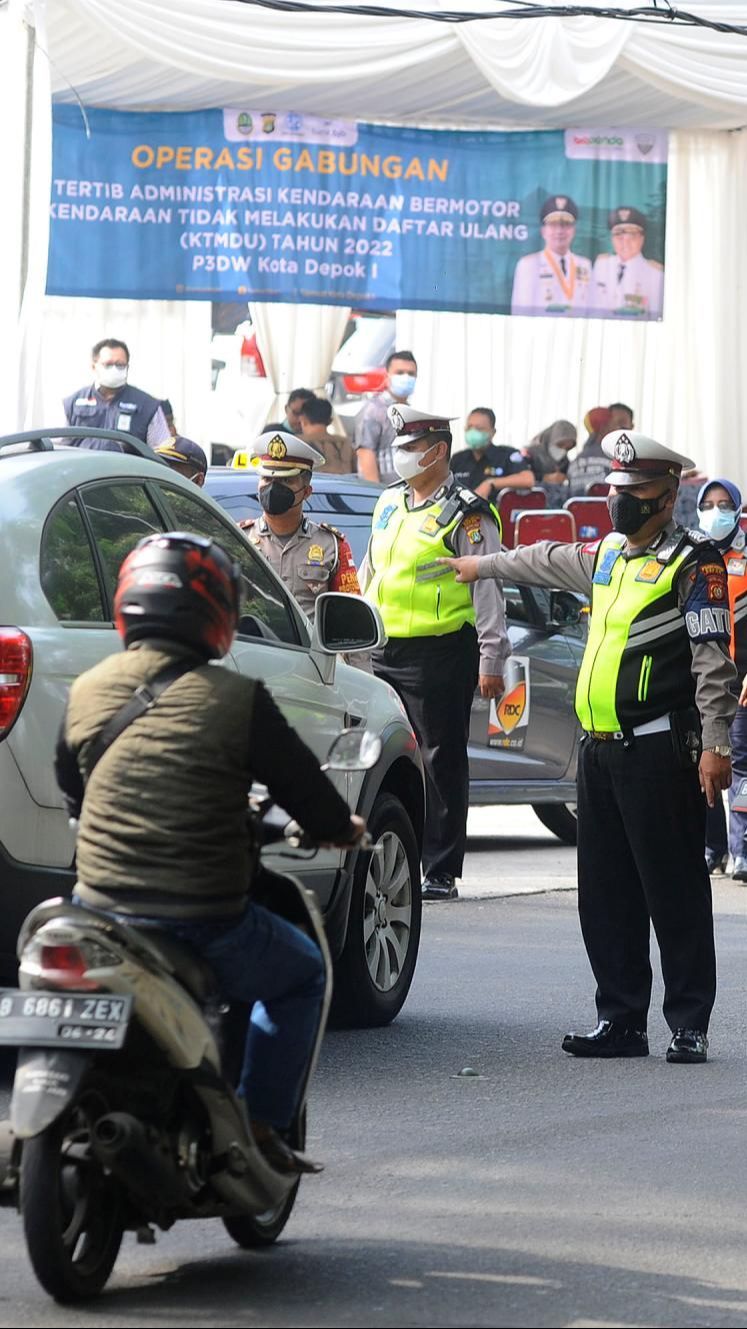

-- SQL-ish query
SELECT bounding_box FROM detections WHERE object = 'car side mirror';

[311,593,385,655]
[548,590,584,628]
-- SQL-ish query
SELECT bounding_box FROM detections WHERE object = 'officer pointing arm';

[442,429,736,1064]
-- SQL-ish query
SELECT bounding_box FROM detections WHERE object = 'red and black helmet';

[114,532,240,660]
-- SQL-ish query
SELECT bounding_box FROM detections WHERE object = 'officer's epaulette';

[655,525,712,565]
[317,521,344,541]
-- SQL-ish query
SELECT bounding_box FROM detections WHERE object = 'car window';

[79,482,166,605]
[41,495,106,623]
[154,483,300,646]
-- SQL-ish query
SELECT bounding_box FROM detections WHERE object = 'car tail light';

[343,370,388,395]
[0,628,32,740]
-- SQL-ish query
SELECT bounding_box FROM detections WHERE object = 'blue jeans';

[168,901,326,1131]
[75,891,326,1132]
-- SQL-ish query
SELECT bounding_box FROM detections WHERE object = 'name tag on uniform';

[635,559,664,584]
[74,397,97,408]
[116,412,134,432]
[375,504,397,530]
[592,548,622,585]
[727,558,747,576]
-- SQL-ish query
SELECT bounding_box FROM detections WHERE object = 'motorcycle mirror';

[324,729,382,771]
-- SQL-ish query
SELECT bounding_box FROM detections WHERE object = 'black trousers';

[373,624,479,879]
[577,731,716,1033]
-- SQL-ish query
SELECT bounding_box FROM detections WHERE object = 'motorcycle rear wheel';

[223,1181,300,1248]
[20,1097,124,1302]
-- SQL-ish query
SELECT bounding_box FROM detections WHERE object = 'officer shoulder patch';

[317,521,344,541]
[462,514,483,545]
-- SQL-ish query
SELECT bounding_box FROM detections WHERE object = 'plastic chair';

[563,497,613,543]
[586,482,610,497]
[495,486,546,550]
[514,509,577,546]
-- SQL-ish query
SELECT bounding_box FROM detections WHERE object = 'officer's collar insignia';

[614,434,636,464]
[389,407,405,432]
[267,435,287,460]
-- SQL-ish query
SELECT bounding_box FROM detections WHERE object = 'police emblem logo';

[556,197,567,209]
[614,434,636,465]
[419,515,440,536]
[267,435,287,460]
[307,544,324,564]
[635,560,664,584]
[619,209,631,222]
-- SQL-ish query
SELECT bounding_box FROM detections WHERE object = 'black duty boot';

[421,874,458,901]
[562,1019,649,1058]
[666,1029,708,1064]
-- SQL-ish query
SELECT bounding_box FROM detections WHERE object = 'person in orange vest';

[698,478,747,879]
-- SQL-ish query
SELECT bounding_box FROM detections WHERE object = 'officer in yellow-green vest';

[444,431,737,1063]
[360,405,510,901]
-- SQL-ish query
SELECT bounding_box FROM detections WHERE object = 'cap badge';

[390,407,405,433]
[556,197,567,209]
[267,435,287,460]
[614,434,636,465]
[619,209,631,222]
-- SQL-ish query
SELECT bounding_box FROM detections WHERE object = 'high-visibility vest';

[366,483,500,639]
[575,532,697,732]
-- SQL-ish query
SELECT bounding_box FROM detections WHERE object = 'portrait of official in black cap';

[511,194,592,317]
[592,206,664,319]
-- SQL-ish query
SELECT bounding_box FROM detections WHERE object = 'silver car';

[0,430,425,1028]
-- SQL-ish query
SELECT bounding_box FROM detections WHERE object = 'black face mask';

[608,488,669,536]
[259,481,301,516]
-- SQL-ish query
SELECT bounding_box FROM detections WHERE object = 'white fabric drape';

[248,302,352,425]
[397,129,747,484]
[40,0,747,129]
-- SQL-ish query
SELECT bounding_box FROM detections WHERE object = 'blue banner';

[49,108,668,320]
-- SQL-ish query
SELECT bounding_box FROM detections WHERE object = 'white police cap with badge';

[387,404,455,446]
[602,430,695,488]
[231,430,325,477]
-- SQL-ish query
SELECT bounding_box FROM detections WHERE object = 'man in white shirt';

[511,196,592,317]
[592,207,664,320]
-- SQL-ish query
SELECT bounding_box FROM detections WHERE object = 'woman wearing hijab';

[698,478,747,879]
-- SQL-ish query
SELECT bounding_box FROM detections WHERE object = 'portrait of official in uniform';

[511,195,592,317]
[592,206,664,320]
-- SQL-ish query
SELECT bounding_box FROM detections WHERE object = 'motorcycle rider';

[54,531,365,1174]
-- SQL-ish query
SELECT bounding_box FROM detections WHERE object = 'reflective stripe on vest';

[575,532,694,733]
[366,487,493,638]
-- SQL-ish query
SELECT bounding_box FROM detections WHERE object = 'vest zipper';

[638,654,653,703]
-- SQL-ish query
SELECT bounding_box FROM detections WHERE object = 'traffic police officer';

[697,479,747,879]
[64,338,171,451]
[360,405,511,901]
[592,207,664,319]
[446,431,737,1061]
[511,196,592,316]
[236,432,361,618]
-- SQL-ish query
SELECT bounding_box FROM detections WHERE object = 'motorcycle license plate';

[0,990,132,1049]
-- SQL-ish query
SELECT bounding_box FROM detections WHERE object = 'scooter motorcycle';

[0,729,381,1303]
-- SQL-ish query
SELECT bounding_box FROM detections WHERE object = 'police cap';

[387,404,454,447]
[233,430,325,477]
[540,195,578,223]
[155,435,208,474]
[603,430,695,487]
[608,206,647,232]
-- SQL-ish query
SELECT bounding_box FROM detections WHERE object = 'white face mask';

[549,442,569,462]
[96,363,128,390]
[392,442,439,482]
[698,506,738,541]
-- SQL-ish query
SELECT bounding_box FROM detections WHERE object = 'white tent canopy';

[3,0,747,473]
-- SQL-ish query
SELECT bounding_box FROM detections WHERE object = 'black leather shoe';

[705,848,728,875]
[732,856,747,883]
[666,1029,708,1063]
[252,1125,324,1175]
[562,1020,649,1058]
[422,874,458,901]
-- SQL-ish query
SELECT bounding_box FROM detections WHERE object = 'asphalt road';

[2,815,747,1328]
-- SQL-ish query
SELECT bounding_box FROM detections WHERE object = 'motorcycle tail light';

[0,629,32,740]
[39,944,101,991]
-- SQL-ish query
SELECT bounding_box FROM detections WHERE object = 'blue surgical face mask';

[699,506,738,542]
[389,372,416,399]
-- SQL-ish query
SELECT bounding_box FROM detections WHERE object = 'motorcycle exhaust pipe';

[92,1112,191,1207]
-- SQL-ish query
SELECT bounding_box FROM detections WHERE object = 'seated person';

[450,407,534,502]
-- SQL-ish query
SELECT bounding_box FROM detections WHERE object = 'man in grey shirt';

[354,349,418,485]
[443,430,735,1065]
